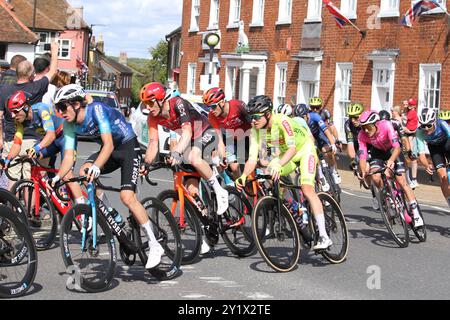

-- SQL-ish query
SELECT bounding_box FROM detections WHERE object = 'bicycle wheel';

[0,189,28,226]
[11,180,58,250]
[379,188,409,248]
[157,190,202,265]
[323,168,341,204]
[316,193,348,264]
[221,186,256,257]
[401,195,427,242]
[252,196,300,272]
[59,204,116,293]
[139,197,182,281]
[0,205,38,298]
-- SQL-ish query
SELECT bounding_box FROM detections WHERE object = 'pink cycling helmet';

[359,110,380,125]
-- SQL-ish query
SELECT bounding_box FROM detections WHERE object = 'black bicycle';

[250,174,348,272]
[57,174,182,293]
[0,203,38,298]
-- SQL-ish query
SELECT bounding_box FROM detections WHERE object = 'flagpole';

[346,19,367,37]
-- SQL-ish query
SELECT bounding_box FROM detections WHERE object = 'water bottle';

[108,207,125,228]
[286,199,313,242]
[300,204,309,225]
[193,194,208,217]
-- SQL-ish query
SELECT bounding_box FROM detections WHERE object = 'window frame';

[276,0,293,25]
[305,0,323,22]
[189,0,201,32]
[340,0,358,20]
[228,0,242,29]
[371,61,396,112]
[378,0,400,18]
[418,63,441,112]
[58,39,71,60]
[187,63,197,96]
[274,62,288,106]
[250,0,265,27]
[334,63,353,142]
[208,0,220,30]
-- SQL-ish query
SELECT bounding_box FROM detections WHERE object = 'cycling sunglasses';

[209,104,220,110]
[56,102,74,113]
[10,105,27,115]
[248,113,265,122]
[420,123,434,129]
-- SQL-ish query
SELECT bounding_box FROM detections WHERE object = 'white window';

[412,0,446,15]
[371,62,395,112]
[36,32,57,53]
[190,0,201,32]
[228,0,241,28]
[208,0,220,29]
[340,0,357,19]
[187,63,197,95]
[306,0,322,22]
[378,0,399,17]
[297,62,321,104]
[419,64,441,112]
[251,0,265,26]
[58,39,71,59]
[334,63,353,141]
[274,63,288,106]
[277,0,293,24]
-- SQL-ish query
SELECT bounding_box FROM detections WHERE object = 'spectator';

[42,70,71,106]
[403,98,419,189]
[391,105,403,123]
[0,55,26,90]
[0,42,59,189]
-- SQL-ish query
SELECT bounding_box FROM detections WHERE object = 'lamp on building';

[204,32,220,85]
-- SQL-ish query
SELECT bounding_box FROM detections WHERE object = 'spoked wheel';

[252,196,300,272]
[220,186,256,257]
[379,189,409,248]
[314,193,348,263]
[156,190,202,265]
[11,180,58,250]
[0,205,38,298]
[139,197,182,281]
[59,204,116,293]
[406,199,427,242]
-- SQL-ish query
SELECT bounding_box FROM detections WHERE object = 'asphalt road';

[15,142,450,300]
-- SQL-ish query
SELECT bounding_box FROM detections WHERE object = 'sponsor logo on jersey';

[41,110,51,121]
[282,120,294,136]
[308,155,316,174]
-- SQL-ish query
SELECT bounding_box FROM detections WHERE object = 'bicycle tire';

[139,197,182,281]
[323,167,341,204]
[252,196,300,272]
[156,190,202,265]
[379,188,409,248]
[316,193,348,264]
[11,180,58,251]
[0,205,38,298]
[399,194,427,243]
[59,204,116,293]
[0,189,28,226]
[221,186,256,257]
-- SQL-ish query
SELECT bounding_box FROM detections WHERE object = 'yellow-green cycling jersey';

[249,114,318,185]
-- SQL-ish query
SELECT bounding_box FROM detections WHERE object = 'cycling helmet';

[276,104,293,116]
[7,91,30,113]
[347,102,364,117]
[418,108,437,125]
[245,95,273,115]
[359,110,380,126]
[408,98,417,106]
[140,82,166,102]
[378,110,391,121]
[54,84,86,105]
[293,103,310,118]
[165,88,181,100]
[202,87,225,105]
[438,109,450,121]
[309,97,323,107]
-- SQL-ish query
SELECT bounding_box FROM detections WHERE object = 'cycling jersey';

[308,112,329,139]
[31,103,64,137]
[148,96,210,140]
[358,120,400,161]
[320,108,333,124]
[209,100,251,135]
[391,119,406,139]
[344,119,361,150]
[64,102,136,150]
[293,116,313,135]
[416,120,450,147]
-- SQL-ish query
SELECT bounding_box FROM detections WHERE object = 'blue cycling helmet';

[293,103,310,118]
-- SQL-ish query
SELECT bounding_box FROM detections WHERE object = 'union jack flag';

[401,0,442,27]
[323,0,352,28]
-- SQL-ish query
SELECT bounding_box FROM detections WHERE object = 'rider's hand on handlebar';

[386,160,395,170]
[331,144,337,155]
[268,162,282,182]
[26,147,39,159]
[85,164,100,183]
[235,174,247,192]
[426,164,434,176]
[168,151,183,166]
[0,157,10,170]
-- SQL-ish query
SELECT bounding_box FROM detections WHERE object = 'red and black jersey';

[208,100,251,138]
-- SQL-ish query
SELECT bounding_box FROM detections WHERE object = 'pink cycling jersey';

[357,120,400,161]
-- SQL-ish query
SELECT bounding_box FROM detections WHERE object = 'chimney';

[73,6,84,20]
[119,52,128,65]
[97,34,104,53]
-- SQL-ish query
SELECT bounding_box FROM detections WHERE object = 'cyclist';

[309,97,342,185]
[235,95,333,250]
[438,109,450,126]
[49,84,164,269]
[293,102,336,191]
[403,98,419,189]
[274,104,293,117]
[345,102,379,210]
[202,87,251,180]
[1,90,85,204]
[415,108,450,207]
[357,111,423,227]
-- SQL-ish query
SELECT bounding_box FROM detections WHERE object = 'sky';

[68,0,183,59]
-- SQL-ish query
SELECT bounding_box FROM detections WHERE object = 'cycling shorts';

[369,147,406,176]
[86,137,141,192]
[189,126,219,163]
[428,139,450,170]
[315,131,331,150]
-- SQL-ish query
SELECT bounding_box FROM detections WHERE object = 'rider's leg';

[436,167,450,205]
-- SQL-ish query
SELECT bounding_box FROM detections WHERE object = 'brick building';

[179,0,450,140]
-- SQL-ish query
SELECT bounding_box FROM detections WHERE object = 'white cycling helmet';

[54,84,86,105]
[418,108,437,126]
[359,110,380,126]
[276,104,293,116]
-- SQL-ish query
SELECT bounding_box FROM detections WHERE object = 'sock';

[370,184,377,198]
[315,213,329,239]
[76,197,85,204]
[141,221,158,246]
[317,165,325,179]
[208,175,225,194]
[409,200,419,218]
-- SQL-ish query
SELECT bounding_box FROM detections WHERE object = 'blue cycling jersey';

[416,120,450,149]
[64,102,136,150]
[307,111,329,141]
[31,102,64,137]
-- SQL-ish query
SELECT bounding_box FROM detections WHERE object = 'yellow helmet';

[347,102,364,117]
[438,110,450,121]
[309,97,323,107]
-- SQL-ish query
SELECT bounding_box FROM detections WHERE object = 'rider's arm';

[93,133,114,169]
[439,120,450,138]
[357,133,368,174]
[144,118,159,164]
[277,119,299,166]
[347,143,356,159]
[44,42,59,81]
[242,127,260,176]
[210,115,226,159]
[387,123,402,162]
[6,123,24,161]
[172,123,192,155]
[344,122,356,159]
[36,106,56,150]
[57,122,76,179]
[0,110,3,151]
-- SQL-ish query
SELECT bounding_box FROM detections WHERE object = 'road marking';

[182,293,210,299]
[244,292,273,299]
[342,190,356,196]
[147,178,173,184]
[199,276,223,281]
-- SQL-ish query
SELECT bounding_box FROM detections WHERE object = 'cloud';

[68,0,182,58]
